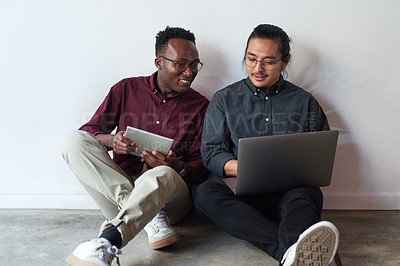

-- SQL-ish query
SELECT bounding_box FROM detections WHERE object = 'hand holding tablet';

[124,126,174,156]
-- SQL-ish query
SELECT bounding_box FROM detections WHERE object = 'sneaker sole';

[66,253,99,266]
[149,233,181,249]
[295,222,339,266]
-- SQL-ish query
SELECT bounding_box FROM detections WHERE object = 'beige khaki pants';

[61,130,192,247]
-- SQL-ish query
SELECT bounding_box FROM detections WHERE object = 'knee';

[193,181,223,211]
[283,187,323,212]
[61,130,97,161]
[157,165,178,177]
[156,165,180,181]
[142,165,184,187]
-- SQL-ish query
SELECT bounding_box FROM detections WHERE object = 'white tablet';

[124,126,174,156]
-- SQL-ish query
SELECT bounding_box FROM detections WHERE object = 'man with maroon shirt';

[61,26,209,266]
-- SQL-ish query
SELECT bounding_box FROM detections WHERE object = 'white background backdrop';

[1,0,399,209]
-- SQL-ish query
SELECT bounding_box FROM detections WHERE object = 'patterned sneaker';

[144,210,180,249]
[66,238,121,266]
[281,221,339,266]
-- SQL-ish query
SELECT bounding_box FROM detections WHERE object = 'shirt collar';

[150,72,159,95]
[149,71,184,99]
[244,75,284,96]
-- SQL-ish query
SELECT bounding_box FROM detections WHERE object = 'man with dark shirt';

[194,24,340,266]
[62,26,209,266]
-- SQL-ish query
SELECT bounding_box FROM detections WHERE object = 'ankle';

[100,227,122,248]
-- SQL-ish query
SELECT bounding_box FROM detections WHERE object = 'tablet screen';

[124,126,174,156]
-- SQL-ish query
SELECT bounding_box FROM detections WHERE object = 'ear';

[281,54,291,71]
[155,57,162,70]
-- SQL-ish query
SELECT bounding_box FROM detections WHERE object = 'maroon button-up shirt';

[80,72,210,183]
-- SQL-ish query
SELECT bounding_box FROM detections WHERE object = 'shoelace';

[149,210,170,230]
[95,242,122,266]
[280,244,295,265]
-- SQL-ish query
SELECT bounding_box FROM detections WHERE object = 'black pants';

[193,174,323,261]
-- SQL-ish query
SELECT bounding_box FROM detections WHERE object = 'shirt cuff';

[212,153,237,178]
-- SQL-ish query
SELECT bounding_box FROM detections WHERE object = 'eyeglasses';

[159,56,203,73]
[245,56,283,70]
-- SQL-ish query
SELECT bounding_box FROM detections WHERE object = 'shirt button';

[265,117,269,122]
[156,121,160,125]
[265,96,268,100]
[162,99,166,103]
[254,92,258,96]
[275,90,279,94]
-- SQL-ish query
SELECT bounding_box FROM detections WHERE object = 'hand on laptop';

[224,159,238,176]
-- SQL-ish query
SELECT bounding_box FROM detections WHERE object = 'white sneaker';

[66,238,121,266]
[281,221,339,266]
[144,210,180,249]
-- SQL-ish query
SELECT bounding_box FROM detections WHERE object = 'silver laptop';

[222,130,339,196]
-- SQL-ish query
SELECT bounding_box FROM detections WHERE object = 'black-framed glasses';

[245,56,283,70]
[159,56,203,73]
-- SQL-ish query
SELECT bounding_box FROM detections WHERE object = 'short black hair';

[155,26,196,56]
[244,24,291,63]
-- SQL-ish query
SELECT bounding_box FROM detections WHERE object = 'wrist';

[96,133,115,150]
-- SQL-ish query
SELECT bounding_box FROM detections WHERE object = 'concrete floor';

[1,210,399,266]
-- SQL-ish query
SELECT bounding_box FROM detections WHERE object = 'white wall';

[1,0,399,209]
